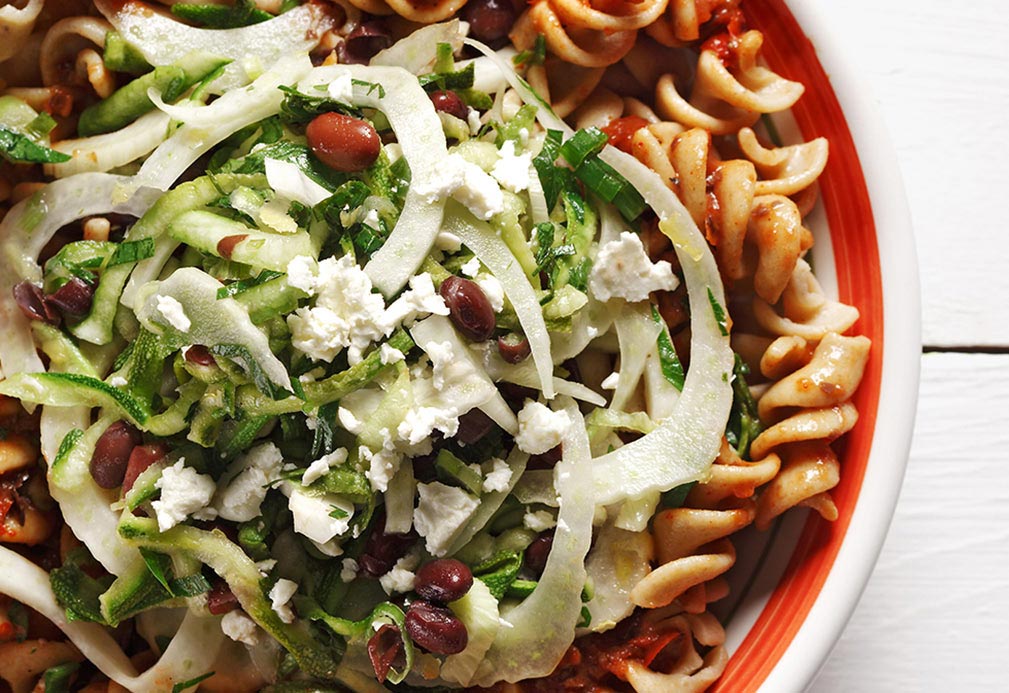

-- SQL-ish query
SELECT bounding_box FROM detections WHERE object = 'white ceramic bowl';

[706,1,920,690]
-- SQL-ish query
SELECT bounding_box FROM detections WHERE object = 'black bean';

[184,345,216,367]
[429,90,468,121]
[360,513,417,578]
[404,600,468,655]
[414,558,473,604]
[439,275,496,342]
[497,332,531,364]
[338,21,393,65]
[12,281,59,325]
[455,408,495,446]
[306,112,381,172]
[462,0,517,43]
[46,276,95,319]
[525,532,554,576]
[90,421,143,489]
[206,579,239,615]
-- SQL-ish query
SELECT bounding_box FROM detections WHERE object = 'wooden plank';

[811,353,1009,690]
[809,0,1009,347]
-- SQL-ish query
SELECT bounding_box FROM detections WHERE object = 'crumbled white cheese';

[302,447,347,486]
[475,273,505,313]
[268,579,299,624]
[461,257,482,277]
[221,611,259,646]
[214,442,284,523]
[286,255,318,294]
[362,208,381,228]
[156,295,191,332]
[264,157,331,207]
[360,444,402,493]
[327,72,354,102]
[285,484,354,545]
[397,405,459,447]
[255,559,277,577]
[379,553,420,595]
[491,140,532,193]
[413,482,479,557]
[379,343,405,365]
[152,459,216,531]
[600,371,620,390]
[435,231,463,252]
[415,153,504,220]
[523,509,557,532]
[589,231,679,302]
[426,340,455,391]
[482,457,513,493]
[467,107,482,136]
[108,375,128,388]
[514,401,571,455]
[287,255,387,364]
[337,406,364,434]
[381,273,449,332]
[340,557,359,583]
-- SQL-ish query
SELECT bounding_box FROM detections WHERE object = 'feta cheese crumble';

[214,442,284,523]
[413,482,479,557]
[514,401,571,455]
[382,272,449,330]
[379,553,419,595]
[523,509,557,532]
[286,255,387,364]
[490,140,532,193]
[302,447,348,486]
[340,557,359,583]
[108,375,128,388]
[590,231,679,302]
[379,343,405,364]
[268,579,299,624]
[327,72,354,102]
[221,611,259,646]
[415,153,504,220]
[152,459,215,531]
[155,295,191,332]
[482,457,513,493]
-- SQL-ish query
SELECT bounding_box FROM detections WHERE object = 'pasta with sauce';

[0,1,870,691]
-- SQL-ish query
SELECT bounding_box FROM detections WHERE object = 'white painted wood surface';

[805,1,1009,690]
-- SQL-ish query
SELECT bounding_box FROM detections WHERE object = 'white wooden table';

[807,1,1009,690]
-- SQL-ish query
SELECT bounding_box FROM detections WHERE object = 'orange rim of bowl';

[710,0,885,690]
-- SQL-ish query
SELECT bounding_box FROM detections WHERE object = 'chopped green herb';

[707,287,729,336]
[216,270,284,300]
[532,129,566,212]
[108,238,156,267]
[651,305,685,391]
[171,671,216,693]
[660,481,697,509]
[0,126,70,164]
[513,34,547,68]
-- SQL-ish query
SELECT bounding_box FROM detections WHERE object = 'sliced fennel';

[471,400,594,686]
[441,578,501,685]
[0,173,159,376]
[94,1,331,94]
[46,110,172,178]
